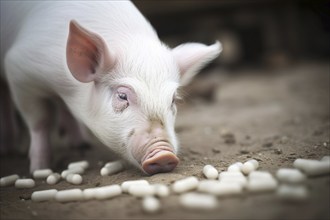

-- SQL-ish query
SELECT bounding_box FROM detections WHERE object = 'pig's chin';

[130,140,179,175]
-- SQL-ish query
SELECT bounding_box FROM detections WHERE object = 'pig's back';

[1,1,157,85]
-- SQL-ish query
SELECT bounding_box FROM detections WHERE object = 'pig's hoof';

[142,151,179,175]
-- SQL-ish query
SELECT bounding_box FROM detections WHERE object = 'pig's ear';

[172,41,222,86]
[66,20,114,83]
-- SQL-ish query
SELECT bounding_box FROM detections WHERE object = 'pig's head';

[66,20,222,175]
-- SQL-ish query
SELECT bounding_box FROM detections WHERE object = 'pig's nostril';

[142,151,179,175]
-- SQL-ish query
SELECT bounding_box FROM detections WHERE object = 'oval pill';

[277,184,308,201]
[242,161,256,175]
[66,174,83,185]
[154,184,170,197]
[68,160,89,170]
[0,174,19,187]
[172,176,199,193]
[46,173,61,185]
[227,163,242,172]
[202,165,218,179]
[198,180,242,196]
[32,189,58,202]
[61,167,84,178]
[121,180,149,193]
[100,161,124,176]
[142,196,161,213]
[179,192,217,210]
[94,185,122,200]
[276,168,306,184]
[128,185,156,197]
[249,171,273,180]
[33,169,53,179]
[247,178,278,192]
[55,189,83,202]
[15,179,35,189]
[293,159,330,176]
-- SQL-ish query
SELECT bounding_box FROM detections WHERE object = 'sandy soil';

[1,61,329,219]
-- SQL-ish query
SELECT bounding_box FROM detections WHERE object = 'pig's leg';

[10,90,53,173]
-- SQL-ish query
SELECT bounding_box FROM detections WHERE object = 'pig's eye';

[118,93,128,101]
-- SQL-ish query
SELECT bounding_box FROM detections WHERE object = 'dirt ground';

[1,61,329,220]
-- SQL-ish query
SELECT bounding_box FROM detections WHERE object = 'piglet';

[0,1,221,174]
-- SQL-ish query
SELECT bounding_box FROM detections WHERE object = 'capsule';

[61,167,84,179]
[154,184,170,197]
[94,185,122,200]
[246,178,278,192]
[249,171,273,180]
[172,176,199,193]
[142,196,161,214]
[0,174,19,187]
[276,168,306,184]
[46,173,61,185]
[227,162,243,172]
[32,169,53,179]
[83,188,96,200]
[66,174,83,185]
[31,189,58,202]
[202,165,218,179]
[55,189,83,202]
[128,185,156,197]
[242,160,257,175]
[179,192,217,210]
[198,180,242,196]
[218,171,247,187]
[293,159,330,176]
[121,180,149,193]
[15,179,35,189]
[100,161,124,176]
[276,184,308,201]
[68,160,89,170]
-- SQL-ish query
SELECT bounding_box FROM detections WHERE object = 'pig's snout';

[142,148,179,175]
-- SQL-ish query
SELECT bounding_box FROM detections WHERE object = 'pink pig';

[0,1,221,174]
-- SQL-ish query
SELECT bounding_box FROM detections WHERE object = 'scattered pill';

[15,179,35,189]
[276,184,308,201]
[219,171,247,187]
[154,184,170,197]
[94,185,122,200]
[248,159,259,169]
[32,169,53,179]
[61,167,84,179]
[142,196,161,213]
[100,160,124,176]
[202,165,218,179]
[242,161,257,175]
[31,189,58,202]
[66,174,83,185]
[46,173,61,185]
[68,160,89,170]
[128,185,156,197]
[249,171,273,180]
[121,180,149,193]
[293,159,330,176]
[198,180,242,196]
[227,162,243,172]
[247,178,278,192]
[0,174,19,187]
[321,156,330,162]
[55,189,83,202]
[172,176,199,193]
[276,168,306,184]
[179,192,217,210]
[83,188,96,200]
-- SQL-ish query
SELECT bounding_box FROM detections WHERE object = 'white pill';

[68,160,89,170]
[0,174,19,187]
[202,165,218,179]
[100,161,124,176]
[46,173,61,185]
[219,171,247,187]
[55,189,83,202]
[94,185,122,200]
[277,184,308,201]
[31,189,58,202]
[247,178,278,192]
[276,168,306,184]
[66,174,83,185]
[198,180,242,196]
[121,180,149,193]
[32,169,53,179]
[128,185,156,197]
[293,159,330,176]
[61,167,84,178]
[249,171,273,180]
[172,176,199,193]
[154,184,170,197]
[15,179,35,189]
[321,156,330,162]
[83,188,96,200]
[227,163,242,172]
[142,196,161,213]
[242,161,256,175]
[179,192,217,210]
[248,159,259,169]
